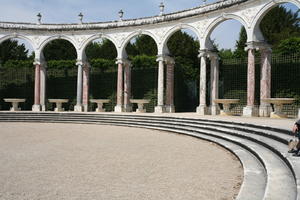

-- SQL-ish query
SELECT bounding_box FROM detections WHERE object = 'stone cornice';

[0,0,248,31]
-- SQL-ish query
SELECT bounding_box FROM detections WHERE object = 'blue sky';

[0,0,298,51]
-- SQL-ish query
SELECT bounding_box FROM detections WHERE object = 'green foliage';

[218,49,235,59]
[0,39,29,65]
[47,60,76,69]
[126,35,157,57]
[275,37,300,55]
[90,58,116,71]
[234,27,247,58]
[131,55,156,69]
[43,39,77,60]
[86,39,117,60]
[260,6,300,47]
[143,89,157,112]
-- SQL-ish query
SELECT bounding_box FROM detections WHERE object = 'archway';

[82,37,118,111]
[255,2,300,117]
[206,18,250,116]
[122,33,158,112]
[41,39,77,111]
[0,37,35,110]
[163,28,200,112]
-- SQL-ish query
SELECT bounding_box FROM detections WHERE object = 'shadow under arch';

[161,24,201,54]
[251,0,300,41]
[203,14,249,49]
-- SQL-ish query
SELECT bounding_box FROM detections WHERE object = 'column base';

[123,104,132,112]
[32,104,41,112]
[196,105,208,115]
[41,104,46,112]
[55,108,65,112]
[210,105,220,116]
[83,104,88,112]
[155,105,166,113]
[165,105,175,113]
[74,105,83,112]
[243,106,259,117]
[259,105,272,117]
[114,105,124,112]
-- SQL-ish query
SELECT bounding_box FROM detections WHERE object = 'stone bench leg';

[220,103,232,116]
[54,102,64,112]
[136,103,146,113]
[271,104,286,118]
[96,103,105,112]
[10,102,21,111]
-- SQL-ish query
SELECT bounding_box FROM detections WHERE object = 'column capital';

[156,54,165,62]
[116,58,131,66]
[245,41,272,51]
[198,49,208,58]
[76,60,83,66]
[164,56,175,65]
[207,51,219,60]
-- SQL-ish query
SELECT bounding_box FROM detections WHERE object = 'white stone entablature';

[0,0,298,61]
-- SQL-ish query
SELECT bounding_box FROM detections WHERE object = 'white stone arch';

[203,14,249,49]
[0,34,37,51]
[160,24,201,55]
[79,34,118,61]
[119,30,159,58]
[38,35,78,59]
[251,0,300,42]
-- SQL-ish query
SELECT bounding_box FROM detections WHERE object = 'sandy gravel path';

[0,123,242,200]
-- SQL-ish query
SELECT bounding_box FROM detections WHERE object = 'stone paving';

[0,122,242,200]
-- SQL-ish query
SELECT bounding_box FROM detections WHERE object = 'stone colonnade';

[31,42,272,116]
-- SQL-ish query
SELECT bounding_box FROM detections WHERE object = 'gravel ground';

[0,123,242,200]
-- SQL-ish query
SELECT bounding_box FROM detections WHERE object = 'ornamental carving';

[196,18,209,38]
[242,7,259,27]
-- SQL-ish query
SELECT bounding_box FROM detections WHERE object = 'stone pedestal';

[196,105,208,115]
[243,106,258,117]
[210,105,220,115]
[32,104,41,112]
[155,105,165,113]
[114,105,123,112]
[259,105,272,117]
[165,105,175,113]
[123,104,132,112]
[74,105,83,112]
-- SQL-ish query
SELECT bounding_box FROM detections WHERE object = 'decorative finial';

[203,0,207,6]
[118,9,124,21]
[37,13,42,25]
[78,12,83,24]
[159,2,165,16]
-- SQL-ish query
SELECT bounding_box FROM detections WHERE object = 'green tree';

[275,37,300,55]
[0,39,29,65]
[233,27,247,58]
[126,35,157,57]
[86,39,117,60]
[43,39,77,60]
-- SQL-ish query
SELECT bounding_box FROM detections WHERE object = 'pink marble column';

[114,61,124,112]
[124,61,132,112]
[243,47,258,117]
[82,63,90,112]
[259,47,272,117]
[165,58,175,113]
[32,63,41,111]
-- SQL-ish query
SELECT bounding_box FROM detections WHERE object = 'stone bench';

[213,99,239,116]
[261,98,295,118]
[48,99,69,112]
[90,99,110,112]
[3,98,26,111]
[130,99,150,113]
